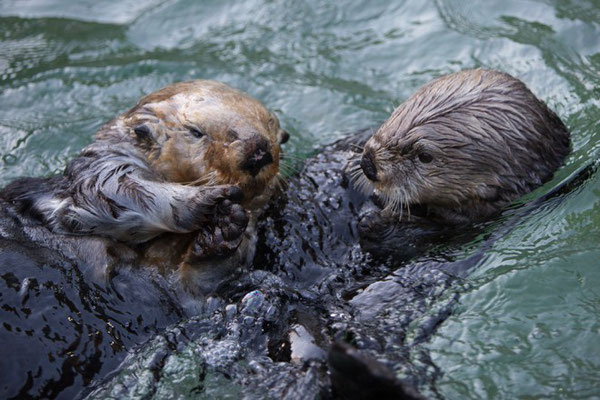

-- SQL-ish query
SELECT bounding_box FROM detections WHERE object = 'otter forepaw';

[186,185,244,228]
[188,201,249,261]
[357,209,389,241]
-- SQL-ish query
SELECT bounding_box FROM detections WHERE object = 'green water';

[1,0,599,398]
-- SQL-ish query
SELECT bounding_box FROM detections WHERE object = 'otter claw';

[358,210,386,239]
[190,226,245,260]
[187,185,246,228]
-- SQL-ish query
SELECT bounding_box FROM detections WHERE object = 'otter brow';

[400,144,413,155]
[126,104,156,118]
[396,138,420,156]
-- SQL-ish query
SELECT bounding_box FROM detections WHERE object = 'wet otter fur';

[0,80,288,291]
[351,69,570,225]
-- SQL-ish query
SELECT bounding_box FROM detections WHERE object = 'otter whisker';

[280,165,299,174]
[398,193,404,221]
[280,154,306,161]
[348,143,364,152]
[279,165,299,178]
[344,164,362,178]
[179,172,216,187]
[347,165,374,195]
[276,172,289,185]
[354,178,374,195]
[279,160,301,174]
[274,174,288,191]
[181,171,219,187]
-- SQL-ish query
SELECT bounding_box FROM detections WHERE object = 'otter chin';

[1,80,288,292]
[350,69,570,225]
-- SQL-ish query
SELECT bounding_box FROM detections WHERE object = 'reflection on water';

[0,0,599,398]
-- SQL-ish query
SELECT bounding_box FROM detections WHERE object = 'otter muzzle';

[241,135,274,177]
[360,151,378,182]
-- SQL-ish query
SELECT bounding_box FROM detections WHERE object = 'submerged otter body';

[353,69,570,225]
[1,80,287,291]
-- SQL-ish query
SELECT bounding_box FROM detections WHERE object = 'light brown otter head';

[353,69,570,225]
[97,80,289,211]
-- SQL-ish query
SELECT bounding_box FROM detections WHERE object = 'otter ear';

[279,129,290,144]
[268,114,289,144]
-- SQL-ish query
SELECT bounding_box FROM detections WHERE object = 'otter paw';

[357,209,389,240]
[188,202,249,261]
[187,185,244,227]
[216,201,248,241]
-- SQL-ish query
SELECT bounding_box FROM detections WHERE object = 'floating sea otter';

[1,80,288,291]
[349,69,570,226]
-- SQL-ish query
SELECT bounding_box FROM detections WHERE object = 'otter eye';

[418,152,433,163]
[189,127,205,138]
[133,125,151,139]
[280,130,290,144]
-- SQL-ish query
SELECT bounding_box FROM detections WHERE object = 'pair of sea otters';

[0,69,570,293]
[0,69,571,399]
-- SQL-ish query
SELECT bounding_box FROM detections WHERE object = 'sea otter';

[350,69,570,226]
[0,80,288,291]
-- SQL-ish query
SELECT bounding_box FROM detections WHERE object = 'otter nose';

[360,150,378,181]
[241,135,273,177]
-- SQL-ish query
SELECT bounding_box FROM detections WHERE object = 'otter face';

[117,81,288,210]
[360,124,494,213]
[353,69,570,223]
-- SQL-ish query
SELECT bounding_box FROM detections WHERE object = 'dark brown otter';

[351,69,570,225]
[0,80,288,291]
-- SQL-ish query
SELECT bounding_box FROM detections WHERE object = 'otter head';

[101,80,289,211]
[354,69,570,225]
